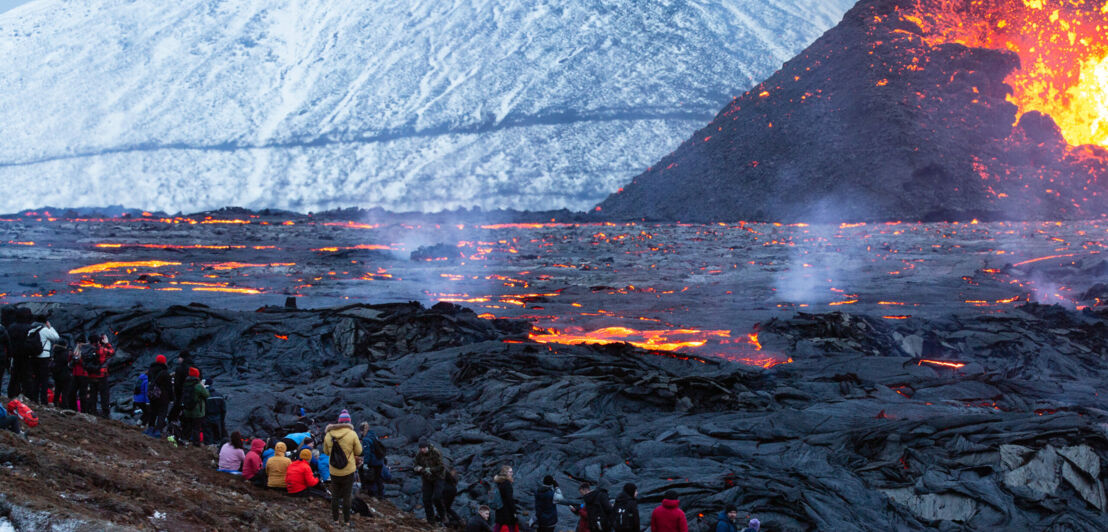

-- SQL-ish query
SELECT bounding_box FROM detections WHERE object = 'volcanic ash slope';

[599,0,1108,223]
[0,0,852,214]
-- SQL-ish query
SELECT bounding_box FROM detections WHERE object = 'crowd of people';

[0,305,765,530]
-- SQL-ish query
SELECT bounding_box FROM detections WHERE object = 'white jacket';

[34,324,60,359]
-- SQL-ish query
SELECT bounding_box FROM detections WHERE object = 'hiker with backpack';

[27,316,60,405]
[5,307,35,398]
[534,475,563,532]
[580,481,614,532]
[649,490,688,532]
[180,367,209,445]
[323,409,363,527]
[203,378,228,443]
[143,355,172,437]
[78,334,113,417]
[612,483,641,532]
[168,351,192,423]
[358,422,388,498]
[49,335,71,408]
[413,437,447,524]
[492,464,519,532]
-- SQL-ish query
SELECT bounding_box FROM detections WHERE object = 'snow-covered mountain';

[0,0,853,214]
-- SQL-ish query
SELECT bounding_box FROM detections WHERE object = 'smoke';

[772,199,860,305]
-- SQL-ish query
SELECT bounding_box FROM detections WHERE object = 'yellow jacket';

[323,423,363,477]
[266,442,292,488]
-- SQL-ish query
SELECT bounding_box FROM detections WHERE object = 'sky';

[0,0,32,14]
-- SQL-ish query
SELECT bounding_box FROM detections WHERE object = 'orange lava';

[69,260,182,274]
[312,244,392,252]
[918,359,967,369]
[528,326,730,352]
[905,0,1108,146]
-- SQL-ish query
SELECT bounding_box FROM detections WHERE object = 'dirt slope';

[0,403,431,531]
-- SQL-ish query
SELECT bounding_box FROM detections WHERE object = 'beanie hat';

[188,367,199,378]
[337,409,351,423]
[725,505,738,514]
[543,475,556,486]
[418,437,430,448]
[663,490,678,501]
[155,354,167,364]
[623,483,637,497]
[749,518,760,530]
[300,448,313,461]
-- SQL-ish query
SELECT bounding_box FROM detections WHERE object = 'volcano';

[599,0,1108,222]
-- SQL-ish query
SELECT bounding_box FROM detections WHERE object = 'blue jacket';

[261,448,275,468]
[315,453,331,481]
[133,374,149,404]
[285,432,312,446]
[535,484,558,526]
[361,431,385,467]
[716,512,739,532]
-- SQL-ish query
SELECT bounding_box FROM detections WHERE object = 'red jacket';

[72,343,113,378]
[285,459,319,494]
[242,439,266,480]
[650,499,688,532]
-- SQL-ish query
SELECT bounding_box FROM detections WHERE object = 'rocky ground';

[0,404,431,531]
[3,298,1104,530]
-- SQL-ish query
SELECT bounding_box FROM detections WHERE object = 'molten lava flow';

[69,261,182,274]
[918,359,967,369]
[905,0,1108,146]
[528,326,729,352]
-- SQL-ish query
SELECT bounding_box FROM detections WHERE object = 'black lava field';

[2,209,1108,530]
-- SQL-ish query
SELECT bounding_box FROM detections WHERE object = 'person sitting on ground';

[218,431,246,474]
[493,464,519,532]
[0,408,22,436]
[740,518,760,532]
[466,505,494,532]
[650,490,688,532]
[266,442,292,491]
[612,483,640,532]
[286,448,321,497]
[285,428,312,447]
[242,438,266,482]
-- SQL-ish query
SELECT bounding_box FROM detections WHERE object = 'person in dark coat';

[144,355,173,437]
[203,378,228,442]
[492,465,518,532]
[714,507,740,532]
[5,307,35,398]
[358,422,387,497]
[442,467,463,526]
[49,335,71,408]
[0,307,10,395]
[583,481,614,532]
[413,437,447,523]
[168,351,191,422]
[612,483,640,532]
[534,475,561,532]
[466,505,494,532]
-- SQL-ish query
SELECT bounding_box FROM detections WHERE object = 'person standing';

[144,355,172,437]
[649,490,688,532]
[168,351,192,423]
[358,422,387,498]
[713,507,740,532]
[27,318,60,405]
[534,475,562,532]
[740,518,760,532]
[582,481,613,532]
[493,465,518,532]
[81,334,113,417]
[0,308,10,395]
[203,378,227,443]
[5,308,35,398]
[49,335,71,408]
[612,483,640,532]
[180,367,209,444]
[413,437,447,524]
[324,409,363,527]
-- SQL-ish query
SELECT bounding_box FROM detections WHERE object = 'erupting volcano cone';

[599,0,1108,222]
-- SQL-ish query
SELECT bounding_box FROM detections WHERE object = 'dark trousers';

[81,377,110,417]
[421,478,446,521]
[331,472,356,523]
[8,357,26,397]
[29,357,51,404]
[147,400,168,431]
[0,357,7,397]
[538,526,556,532]
[361,466,385,497]
[443,483,461,524]
[182,416,203,445]
[66,376,83,410]
[52,371,71,408]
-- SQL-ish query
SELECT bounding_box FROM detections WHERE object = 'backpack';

[79,344,102,373]
[134,374,149,402]
[181,381,198,411]
[371,438,387,460]
[23,325,44,358]
[330,433,349,469]
[612,499,636,532]
[488,484,503,510]
[147,370,163,401]
[588,494,610,532]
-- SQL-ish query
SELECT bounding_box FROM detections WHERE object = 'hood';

[326,423,355,434]
[249,439,266,453]
[615,491,636,504]
[662,499,680,509]
[364,430,377,440]
[275,442,287,454]
[718,511,732,522]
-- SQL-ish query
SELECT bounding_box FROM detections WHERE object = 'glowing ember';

[906,0,1108,147]
[69,260,182,274]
